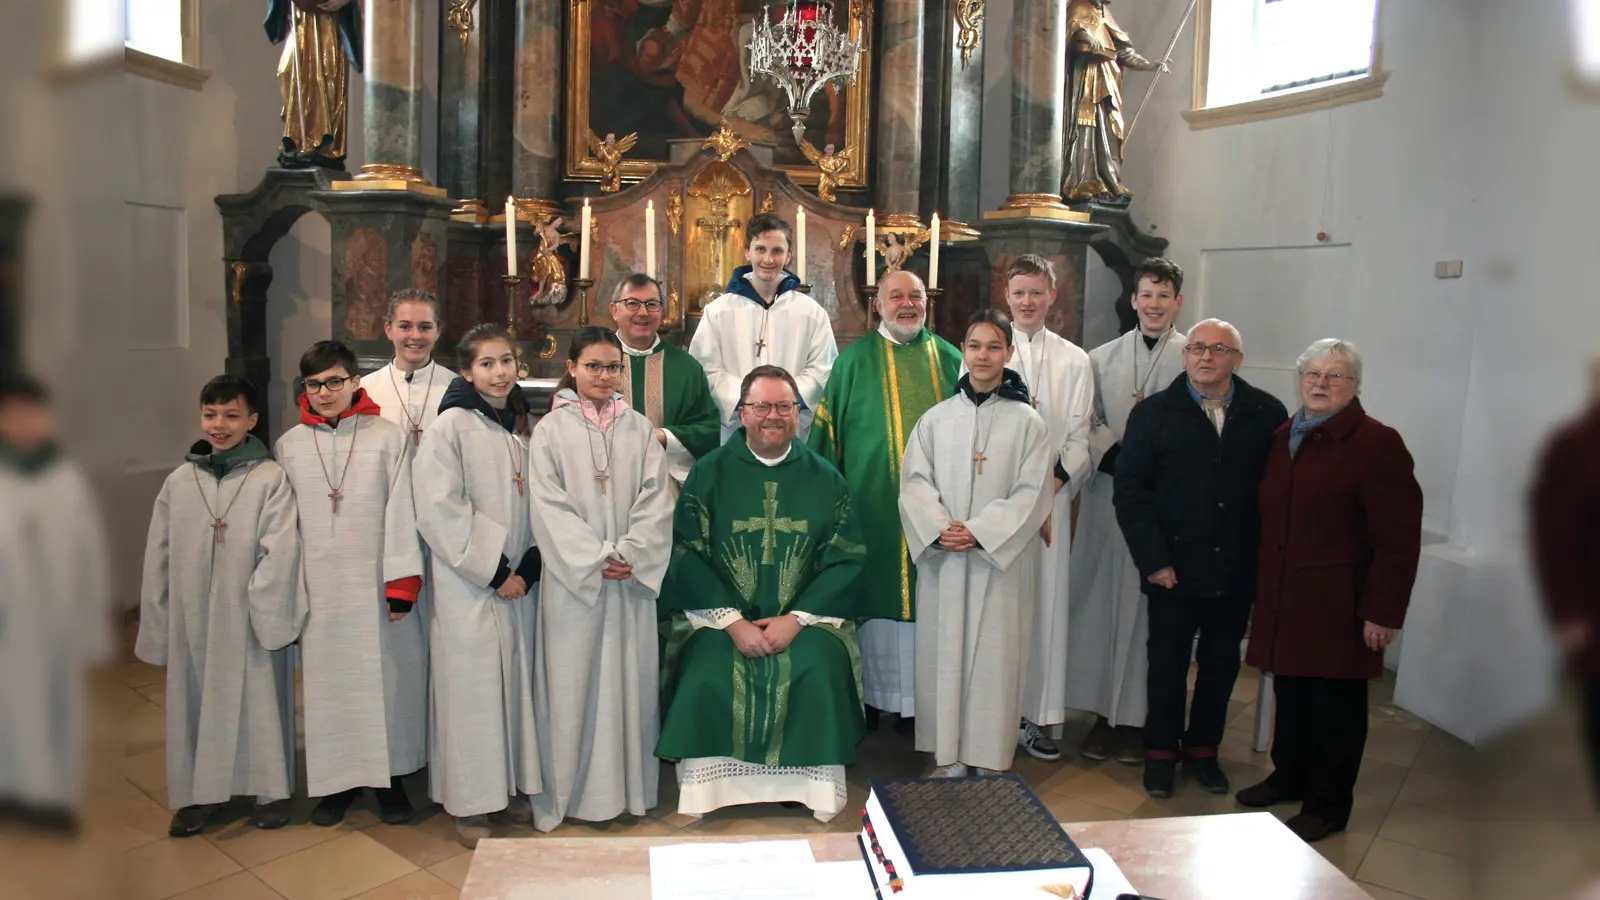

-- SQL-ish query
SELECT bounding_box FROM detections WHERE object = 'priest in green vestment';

[609,274,721,484]
[808,270,960,721]
[656,366,868,820]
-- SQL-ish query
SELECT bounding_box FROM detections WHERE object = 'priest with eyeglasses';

[609,274,721,487]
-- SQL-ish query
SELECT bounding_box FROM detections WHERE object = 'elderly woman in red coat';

[1234,339,1423,844]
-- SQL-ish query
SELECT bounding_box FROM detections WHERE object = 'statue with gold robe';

[1063,0,1162,203]
[265,0,363,168]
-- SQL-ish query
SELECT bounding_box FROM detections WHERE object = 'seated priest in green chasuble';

[808,270,960,724]
[609,274,721,486]
[656,366,868,823]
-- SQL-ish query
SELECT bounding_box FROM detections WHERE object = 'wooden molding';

[125,47,210,91]
[1182,69,1389,130]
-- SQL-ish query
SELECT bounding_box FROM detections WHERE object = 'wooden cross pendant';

[512,471,526,497]
[973,450,986,475]
[1031,396,1039,409]
[210,518,227,544]
[1133,390,1145,403]
[412,425,423,446]
[329,489,344,514]
[754,338,767,355]
[596,470,609,495]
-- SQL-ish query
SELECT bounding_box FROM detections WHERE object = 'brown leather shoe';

[1234,780,1300,808]
[455,814,492,848]
[1284,812,1343,844]
[1078,718,1115,761]
[1113,726,1144,765]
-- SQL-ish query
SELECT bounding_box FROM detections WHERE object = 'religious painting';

[565,0,874,190]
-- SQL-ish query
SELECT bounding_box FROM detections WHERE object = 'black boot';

[311,788,360,827]
[1143,759,1177,799]
[375,776,413,825]
[253,799,291,830]
[1186,755,1230,794]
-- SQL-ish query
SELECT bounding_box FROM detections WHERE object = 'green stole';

[619,337,721,462]
[808,328,961,621]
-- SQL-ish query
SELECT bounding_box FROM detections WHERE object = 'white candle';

[794,206,806,284]
[645,199,656,279]
[505,196,517,277]
[928,212,941,290]
[865,208,876,287]
[579,197,592,280]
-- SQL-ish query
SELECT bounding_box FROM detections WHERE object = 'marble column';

[512,0,563,202]
[1003,0,1069,209]
[438,0,487,215]
[919,0,984,228]
[359,0,428,182]
[875,0,926,219]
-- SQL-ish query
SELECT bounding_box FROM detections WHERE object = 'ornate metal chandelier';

[746,0,864,145]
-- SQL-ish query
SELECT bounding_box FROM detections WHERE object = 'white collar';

[617,333,661,357]
[1014,326,1048,346]
[391,358,440,383]
[750,442,792,467]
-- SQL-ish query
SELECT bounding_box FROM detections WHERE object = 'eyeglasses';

[580,362,625,375]
[302,376,350,394]
[740,401,798,417]
[614,298,664,313]
[1183,343,1241,357]
[1301,369,1355,386]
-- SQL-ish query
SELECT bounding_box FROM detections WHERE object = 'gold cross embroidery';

[730,482,808,565]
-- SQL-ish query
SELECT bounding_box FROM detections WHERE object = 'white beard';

[884,318,923,344]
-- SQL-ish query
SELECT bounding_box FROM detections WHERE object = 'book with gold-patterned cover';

[858,774,1095,898]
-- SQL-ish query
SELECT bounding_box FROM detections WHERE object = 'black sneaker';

[168,804,215,837]
[253,799,291,830]
[1078,717,1115,761]
[1018,720,1063,761]
[1143,759,1177,798]
[1187,757,1230,794]
[310,788,360,827]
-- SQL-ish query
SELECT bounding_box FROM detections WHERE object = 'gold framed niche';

[564,0,874,191]
[683,162,754,318]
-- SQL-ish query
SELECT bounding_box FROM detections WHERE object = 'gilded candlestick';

[502,274,529,378]
[572,277,595,328]
[925,286,941,334]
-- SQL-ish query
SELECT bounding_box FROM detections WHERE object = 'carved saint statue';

[798,139,854,204]
[586,129,639,193]
[1062,0,1164,203]
[880,233,913,274]
[531,214,569,307]
[266,0,363,168]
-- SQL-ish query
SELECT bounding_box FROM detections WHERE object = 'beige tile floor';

[76,622,1598,900]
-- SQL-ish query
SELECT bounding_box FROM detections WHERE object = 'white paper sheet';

[810,860,877,899]
[649,840,818,900]
[1084,847,1137,899]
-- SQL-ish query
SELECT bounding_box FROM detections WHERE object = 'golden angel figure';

[266,0,363,167]
[587,129,639,193]
[798,139,853,203]
[531,215,569,307]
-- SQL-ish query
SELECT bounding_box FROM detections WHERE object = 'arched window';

[1186,0,1387,128]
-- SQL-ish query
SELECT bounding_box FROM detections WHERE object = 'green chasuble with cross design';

[808,327,961,621]
[655,432,868,766]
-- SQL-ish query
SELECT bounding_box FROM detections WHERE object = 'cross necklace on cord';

[970,400,999,475]
[1132,329,1173,404]
[582,400,619,495]
[312,415,362,514]
[754,305,771,357]
[389,364,438,446]
[191,463,255,544]
[504,429,526,497]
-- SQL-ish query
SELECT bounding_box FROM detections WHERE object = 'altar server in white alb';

[0,376,112,837]
[901,310,1053,777]
[999,255,1096,762]
[1064,257,1188,765]
[361,289,453,450]
[412,325,543,847]
[527,327,674,832]
[138,376,303,837]
[689,212,837,441]
[275,340,427,827]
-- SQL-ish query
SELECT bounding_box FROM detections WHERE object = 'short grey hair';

[610,272,663,306]
[1188,317,1243,353]
[1296,338,1363,387]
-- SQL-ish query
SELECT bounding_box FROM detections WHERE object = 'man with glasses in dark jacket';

[1114,318,1288,799]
